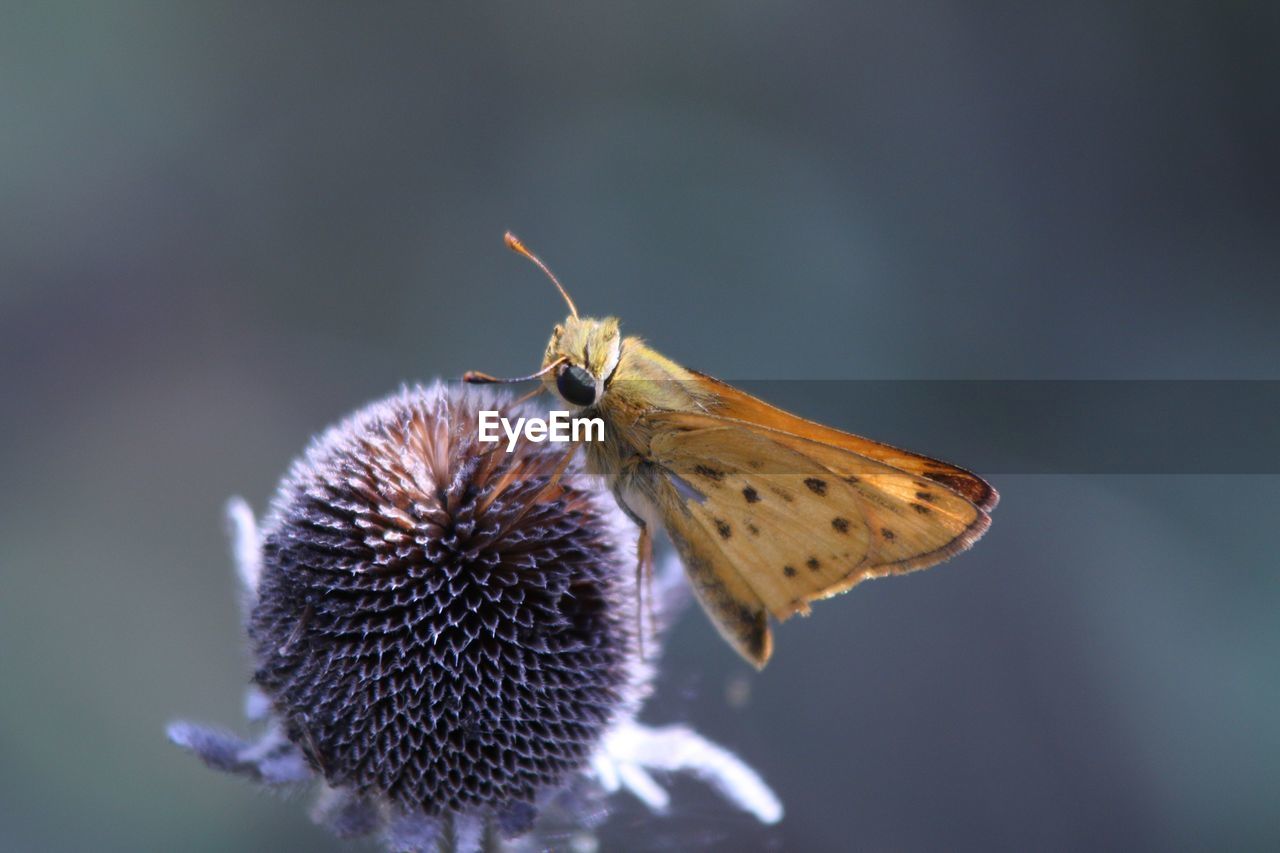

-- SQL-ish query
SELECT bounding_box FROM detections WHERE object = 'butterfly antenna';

[505,231,579,319]
[463,357,565,385]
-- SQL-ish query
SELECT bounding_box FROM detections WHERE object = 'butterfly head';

[480,232,621,409]
[542,316,622,409]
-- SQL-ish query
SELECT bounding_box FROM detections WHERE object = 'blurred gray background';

[2,3,1278,851]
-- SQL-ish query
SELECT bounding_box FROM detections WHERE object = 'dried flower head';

[170,382,780,851]
[252,383,643,833]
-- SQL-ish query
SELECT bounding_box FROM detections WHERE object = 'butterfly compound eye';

[556,364,597,407]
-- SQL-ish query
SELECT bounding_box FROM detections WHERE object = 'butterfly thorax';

[552,327,716,521]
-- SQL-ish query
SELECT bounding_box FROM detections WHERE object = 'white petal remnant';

[593,720,784,825]
[225,495,261,595]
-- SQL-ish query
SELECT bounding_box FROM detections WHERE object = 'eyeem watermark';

[478,410,605,452]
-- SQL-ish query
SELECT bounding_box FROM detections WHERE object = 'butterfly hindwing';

[657,492,773,666]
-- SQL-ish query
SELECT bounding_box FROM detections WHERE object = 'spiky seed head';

[248,383,642,836]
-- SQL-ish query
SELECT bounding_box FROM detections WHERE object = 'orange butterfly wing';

[687,370,999,511]
[633,373,996,667]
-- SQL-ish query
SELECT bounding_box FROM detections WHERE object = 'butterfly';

[465,233,997,668]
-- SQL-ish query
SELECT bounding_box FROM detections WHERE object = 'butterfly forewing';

[687,371,999,511]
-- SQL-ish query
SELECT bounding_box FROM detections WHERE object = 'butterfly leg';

[636,520,656,653]
[538,440,579,495]
[613,498,655,659]
[485,440,580,519]
[613,456,659,658]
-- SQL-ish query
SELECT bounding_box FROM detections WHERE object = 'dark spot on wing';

[782,565,797,578]
[746,522,760,536]
[714,518,732,539]
[844,475,860,484]
[831,517,851,534]
[742,486,761,504]
[881,528,896,540]
[804,477,828,496]
[805,557,821,571]
[694,465,726,483]
[915,491,935,503]
[770,487,794,503]
[912,503,931,515]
